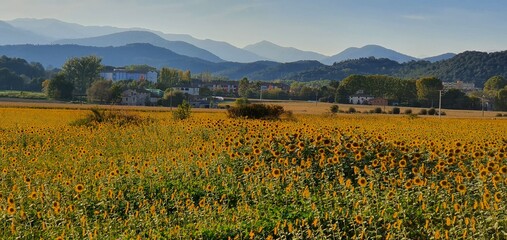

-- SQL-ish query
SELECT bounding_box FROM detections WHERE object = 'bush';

[392,107,400,114]
[428,108,437,115]
[227,104,285,120]
[71,108,152,127]
[348,107,356,113]
[173,100,192,120]
[404,109,412,114]
[418,109,427,115]
[330,105,339,114]
[374,107,382,114]
[496,113,503,117]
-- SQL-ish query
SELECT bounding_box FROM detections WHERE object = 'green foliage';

[441,89,481,110]
[162,89,185,107]
[238,77,251,98]
[0,67,24,90]
[374,107,382,114]
[234,97,250,107]
[172,100,192,120]
[227,104,285,120]
[496,87,507,111]
[339,75,416,104]
[404,109,412,114]
[330,105,339,113]
[86,79,113,103]
[348,107,356,113]
[62,56,103,94]
[0,90,46,99]
[44,73,74,100]
[71,108,152,127]
[158,68,191,89]
[392,107,400,114]
[427,108,437,115]
[0,55,45,79]
[416,77,443,107]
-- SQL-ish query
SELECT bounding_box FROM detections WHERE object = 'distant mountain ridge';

[322,45,418,65]
[1,43,506,88]
[244,41,327,63]
[3,18,457,64]
[53,31,224,63]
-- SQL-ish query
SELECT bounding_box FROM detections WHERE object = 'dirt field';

[0,98,505,118]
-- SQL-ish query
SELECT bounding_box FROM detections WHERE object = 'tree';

[62,56,102,95]
[238,77,250,98]
[495,87,507,111]
[0,68,24,90]
[87,80,113,103]
[484,76,507,93]
[416,77,443,107]
[45,73,74,100]
[172,100,191,120]
[162,89,185,107]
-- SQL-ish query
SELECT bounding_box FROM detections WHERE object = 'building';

[368,98,388,106]
[100,69,158,82]
[121,89,162,106]
[349,94,374,105]
[443,81,477,92]
[173,86,200,96]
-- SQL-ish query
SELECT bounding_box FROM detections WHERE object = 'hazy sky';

[2,0,507,57]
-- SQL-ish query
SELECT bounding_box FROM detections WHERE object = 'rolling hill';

[0,20,51,45]
[52,31,224,63]
[244,41,327,63]
[322,45,418,65]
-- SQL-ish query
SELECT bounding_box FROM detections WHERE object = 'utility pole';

[438,90,442,118]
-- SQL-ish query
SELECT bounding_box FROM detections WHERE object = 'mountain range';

[1,18,456,64]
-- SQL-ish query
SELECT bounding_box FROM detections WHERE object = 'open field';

[0,105,506,238]
[0,98,506,118]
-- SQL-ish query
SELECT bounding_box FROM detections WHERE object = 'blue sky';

[2,0,507,57]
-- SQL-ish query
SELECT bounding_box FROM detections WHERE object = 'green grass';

[0,90,47,99]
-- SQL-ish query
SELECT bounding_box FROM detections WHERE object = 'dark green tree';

[87,80,113,103]
[61,56,102,95]
[44,73,74,100]
[238,77,250,98]
[416,77,443,107]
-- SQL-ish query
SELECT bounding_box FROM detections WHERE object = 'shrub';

[374,107,382,114]
[348,107,356,113]
[404,109,412,114]
[173,100,192,120]
[392,107,400,114]
[227,103,285,120]
[496,113,503,117]
[330,105,339,114]
[418,109,427,115]
[71,108,152,127]
[428,108,437,115]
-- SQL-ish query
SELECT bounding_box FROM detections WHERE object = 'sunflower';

[358,177,367,187]
[243,166,251,174]
[75,184,85,193]
[494,192,502,203]
[399,160,407,168]
[457,184,467,195]
[272,168,281,178]
[7,206,16,215]
[439,180,449,189]
[354,215,363,224]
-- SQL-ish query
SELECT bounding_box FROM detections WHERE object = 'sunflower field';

[0,107,506,239]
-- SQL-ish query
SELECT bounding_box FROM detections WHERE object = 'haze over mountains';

[0,18,455,64]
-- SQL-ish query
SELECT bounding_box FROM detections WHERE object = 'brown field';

[0,98,505,118]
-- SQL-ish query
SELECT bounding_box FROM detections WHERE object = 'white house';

[121,89,150,106]
[173,86,200,96]
[100,69,158,82]
[349,94,375,105]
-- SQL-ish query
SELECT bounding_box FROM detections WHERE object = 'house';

[173,86,200,96]
[368,98,388,106]
[100,69,158,82]
[200,81,238,94]
[443,81,477,92]
[121,88,163,106]
[349,94,374,105]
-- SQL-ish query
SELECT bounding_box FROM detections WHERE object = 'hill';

[244,41,327,63]
[322,45,418,65]
[0,43,220,73]
[0,20,51,45]
[53,31,224,63]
